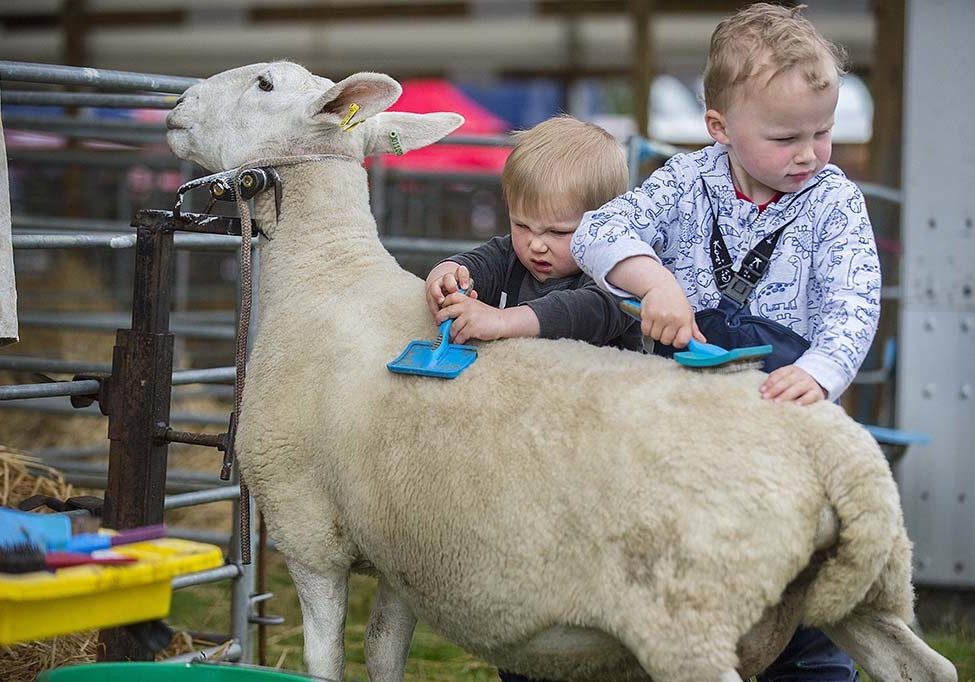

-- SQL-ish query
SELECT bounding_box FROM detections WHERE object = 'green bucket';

[37,662,333,682]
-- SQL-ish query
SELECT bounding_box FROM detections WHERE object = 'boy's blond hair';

[703,3,848,112]
[501,115,628,220]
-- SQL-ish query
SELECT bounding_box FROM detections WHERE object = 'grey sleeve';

[443,235,512,307]
[524,277,643,350]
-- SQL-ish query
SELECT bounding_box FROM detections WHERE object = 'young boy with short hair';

[573,3,879,678]
[427,115,642,353]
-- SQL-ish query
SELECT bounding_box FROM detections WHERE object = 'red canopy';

[379,79,511,174]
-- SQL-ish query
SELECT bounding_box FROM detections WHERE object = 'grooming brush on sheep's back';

[619,298,772,373]
[387,290,478,379]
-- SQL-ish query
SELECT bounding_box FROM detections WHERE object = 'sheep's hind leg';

[615,608,743,682]
[287,557,350,681]
[823,612,957,682]
[364,576,417,682]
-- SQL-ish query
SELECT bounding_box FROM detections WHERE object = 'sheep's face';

[167,63,322,170]
[167,61,465,172]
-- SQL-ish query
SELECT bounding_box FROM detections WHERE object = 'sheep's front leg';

[364,576,417,682]
[823,613,957,682]
[287,557,350,680]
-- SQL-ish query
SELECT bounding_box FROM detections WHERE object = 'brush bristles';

[0,541,46,574]
[687,360,764,374]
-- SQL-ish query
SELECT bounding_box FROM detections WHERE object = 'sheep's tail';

[802,414,904,626]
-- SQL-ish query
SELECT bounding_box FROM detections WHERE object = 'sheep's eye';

[258,76,273,92]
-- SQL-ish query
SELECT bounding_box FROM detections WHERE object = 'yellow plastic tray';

[0,537,224,645]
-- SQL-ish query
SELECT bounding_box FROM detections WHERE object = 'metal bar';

[14,215,153,233]
[381,235,483,255]
[167,528,233,546]
[26,457,227,493]
[0,357,234,384]
[173,564,242,590]
[385,168,502,182]
[12,232,253,251]
[1,90,179,108]
[158,426,226,449]
[0,356,111,374]
[6,148,181,168]
[440,134,512,147]
[17,311,236,339]
[2,114,166,137]
[0,396,227,425]
[172,368,235,385]
[13,230,474,257]
[0,379,100,400]
[132,210,255,237]
[165,486,239,510]
[0,61,198,93]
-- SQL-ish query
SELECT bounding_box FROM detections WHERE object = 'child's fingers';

[760,368,792,400]
[794,387,825,406]
[762,371,822,404]
[672,322,697,348]
[455,267,472,291]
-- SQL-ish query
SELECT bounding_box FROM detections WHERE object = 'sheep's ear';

[310,72,402,127]
[363,112,465,157]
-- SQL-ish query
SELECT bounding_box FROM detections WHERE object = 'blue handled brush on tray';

[387,289,478,379]
[1,508,167,574]
[619,297,772,371]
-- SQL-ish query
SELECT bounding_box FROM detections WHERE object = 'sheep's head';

[167,61,464,171]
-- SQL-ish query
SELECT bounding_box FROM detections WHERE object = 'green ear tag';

[340,103,361,131]
[388,130,404,156]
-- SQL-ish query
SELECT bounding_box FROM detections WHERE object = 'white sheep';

[166,62,957,682]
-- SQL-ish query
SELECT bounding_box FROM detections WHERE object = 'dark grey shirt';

[447,235,643,352]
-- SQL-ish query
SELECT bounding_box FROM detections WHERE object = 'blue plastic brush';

[618,297,772,370]
[387,289,478,379]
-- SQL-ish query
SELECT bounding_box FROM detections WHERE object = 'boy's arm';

[794,182,881,399]
[572,159,700,346]
[523,277,641,348]
[571,160,685,296]
[606,255,701,347]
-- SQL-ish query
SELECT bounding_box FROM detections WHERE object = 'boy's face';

[705,67,838,202]
[508,204,582,282]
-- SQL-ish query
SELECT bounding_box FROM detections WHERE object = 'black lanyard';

[704,179,818,308]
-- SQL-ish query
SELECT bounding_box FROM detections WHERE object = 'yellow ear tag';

[340,103,361,131]
[388,130,404,156]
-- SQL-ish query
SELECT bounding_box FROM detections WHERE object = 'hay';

[0,447,202,679]
[0,631,99,682]
[0,446,74,508]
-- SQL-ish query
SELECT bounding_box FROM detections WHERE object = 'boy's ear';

[705,109,729,145]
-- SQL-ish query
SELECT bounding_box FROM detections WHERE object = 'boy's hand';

[435,293,507,343]
[640,269,704,347]
[425,263,478,318]
[761,365,827,405]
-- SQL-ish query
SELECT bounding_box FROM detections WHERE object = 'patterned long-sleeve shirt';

[572,142,880,399]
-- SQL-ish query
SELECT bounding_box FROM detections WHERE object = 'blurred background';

[1,1,972,680]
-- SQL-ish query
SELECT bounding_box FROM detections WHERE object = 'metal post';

[230,485,257,663]
[99,223,175,661]
[897,0,975,590]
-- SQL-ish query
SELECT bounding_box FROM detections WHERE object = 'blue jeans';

[758,627,859,682]
[497,628,857,682]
